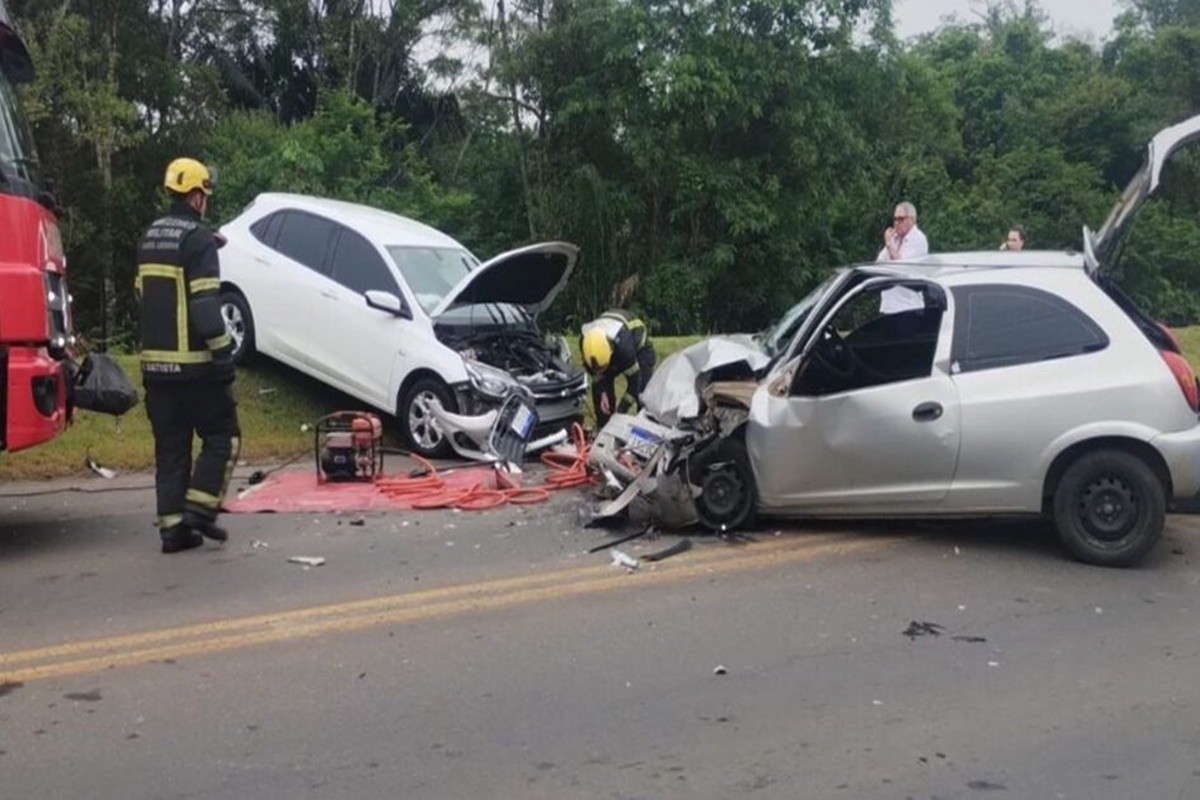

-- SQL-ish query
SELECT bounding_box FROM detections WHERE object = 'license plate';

[510,404,536,440]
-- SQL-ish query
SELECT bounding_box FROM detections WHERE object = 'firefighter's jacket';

[580,309,652,415]
[135,200,232,381]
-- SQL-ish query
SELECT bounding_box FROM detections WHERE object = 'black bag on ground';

[73,353,139,416]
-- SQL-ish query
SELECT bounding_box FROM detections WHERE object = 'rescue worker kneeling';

[136,158,240,554]
[580,310,656,430]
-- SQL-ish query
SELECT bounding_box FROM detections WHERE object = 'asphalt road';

[1,467,1199,799]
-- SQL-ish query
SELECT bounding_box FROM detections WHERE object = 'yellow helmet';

[582,328,613,373]
[163,157,214,196]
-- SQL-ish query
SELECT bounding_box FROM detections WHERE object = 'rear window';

[950,284,1109,373]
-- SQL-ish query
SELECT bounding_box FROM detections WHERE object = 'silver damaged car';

[593,113,1200,567]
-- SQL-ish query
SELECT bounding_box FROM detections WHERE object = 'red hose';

[375,424,596,510]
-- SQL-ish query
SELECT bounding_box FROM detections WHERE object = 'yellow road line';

[0,534,900,684]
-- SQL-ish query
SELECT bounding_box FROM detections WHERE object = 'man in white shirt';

[877,201,929,261]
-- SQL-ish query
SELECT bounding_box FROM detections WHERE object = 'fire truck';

[0,2,72,454]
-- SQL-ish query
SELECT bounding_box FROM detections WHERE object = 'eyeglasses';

[893,215,909,222]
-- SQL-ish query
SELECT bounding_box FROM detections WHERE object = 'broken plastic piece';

[86,453,117,479]
[288,556,326,567]
[610,549,639,569]
[713,665,728,675]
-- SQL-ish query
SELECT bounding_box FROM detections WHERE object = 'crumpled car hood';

[641,335,771,427]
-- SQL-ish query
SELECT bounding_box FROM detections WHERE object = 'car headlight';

[464,360,523,399]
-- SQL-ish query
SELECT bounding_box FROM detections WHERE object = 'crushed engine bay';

[585,337,767,532]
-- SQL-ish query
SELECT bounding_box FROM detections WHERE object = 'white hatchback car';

[217,194,588,457]
[600,113,1200,567]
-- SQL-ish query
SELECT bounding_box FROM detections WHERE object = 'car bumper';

[1152,424,1200,499]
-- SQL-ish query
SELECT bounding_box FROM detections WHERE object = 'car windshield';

[386,245,479,313]
[758,273,840,358]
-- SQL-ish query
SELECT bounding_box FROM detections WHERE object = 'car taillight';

[1160,350,1199,412]
[1158,321,1184,352]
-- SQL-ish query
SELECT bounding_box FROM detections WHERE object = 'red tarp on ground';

[225,465,516,513]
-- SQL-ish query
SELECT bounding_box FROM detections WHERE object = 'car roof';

[243,193,466,251]
[848,249,1089,281]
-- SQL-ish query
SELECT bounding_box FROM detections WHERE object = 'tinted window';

[273,211,335,274]
[951,285,1109,373]
[331,228,399,295]
[250,211,285,247]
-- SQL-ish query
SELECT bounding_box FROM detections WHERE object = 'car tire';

[689,436,757,533]
[219,290,256,365]
[1052,449,1165,567]
[399,377,458,459]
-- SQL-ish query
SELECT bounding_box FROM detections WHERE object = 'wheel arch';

[395,368,454,414]
[1041,436,1172,514]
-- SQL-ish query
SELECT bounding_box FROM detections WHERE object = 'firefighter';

[580,309,656,430]
[136,157,240,554]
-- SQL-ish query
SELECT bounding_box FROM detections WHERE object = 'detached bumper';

[1152,424,1200,499]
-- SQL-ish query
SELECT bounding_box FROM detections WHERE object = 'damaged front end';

[433,306,587,462]
[585,337,768,532]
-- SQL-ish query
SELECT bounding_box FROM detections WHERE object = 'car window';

[250,211,285,247]
[793,281,944,397]
[331,227,400,295]
[273,211,335,275]
[387,246,477,313]
[950,285,1109,374]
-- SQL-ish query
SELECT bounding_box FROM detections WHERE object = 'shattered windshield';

[758,273,839,357]
[387,245,479,314]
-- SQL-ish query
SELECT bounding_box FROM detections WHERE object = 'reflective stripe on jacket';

[136,200,230,381]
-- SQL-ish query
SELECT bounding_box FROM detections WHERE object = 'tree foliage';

[9,0,1200,339]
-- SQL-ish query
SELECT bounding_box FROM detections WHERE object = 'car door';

[747,278,961,512]
[308,224,420,408]
[258,210,337,368]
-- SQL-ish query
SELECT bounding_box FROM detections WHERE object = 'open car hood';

[430,241,579,317]
[1085,113,1200,273]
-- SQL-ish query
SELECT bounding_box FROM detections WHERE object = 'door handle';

[912,401,943,422]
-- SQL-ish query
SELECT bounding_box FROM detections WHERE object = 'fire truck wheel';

[220,290,256,364]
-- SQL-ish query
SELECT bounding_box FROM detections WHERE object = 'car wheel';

[690,437,757,533]
[400,377,458,459]
[1052,449,1165,567]
[219,290,256,364]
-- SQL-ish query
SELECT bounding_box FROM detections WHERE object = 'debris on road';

[902,620,945,639]
[713,665,728,675]
[288,556,326,567]
[349,515,366,526]
[586,524,652,554]
[643,538,692,562]
[610,549,639,570]
[252,540,269,549]
[951,635,987,643]
[86,452,117,480]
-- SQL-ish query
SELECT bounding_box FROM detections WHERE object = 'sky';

[893,0,1125,41]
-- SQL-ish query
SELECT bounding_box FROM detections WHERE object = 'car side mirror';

[364,290,412,319]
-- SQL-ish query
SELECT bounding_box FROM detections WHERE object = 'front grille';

[533,394,586,423]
